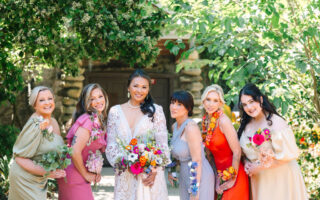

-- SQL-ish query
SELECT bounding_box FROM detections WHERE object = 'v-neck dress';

[105,104,170,200]
[171,119,215,200]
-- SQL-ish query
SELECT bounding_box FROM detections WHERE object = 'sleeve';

[13,118,43,158]
[153,105,171,165]
[77,113,93,132]
[271,119,300,161]
[105,106,123,167]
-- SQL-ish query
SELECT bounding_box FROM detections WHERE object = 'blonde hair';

[29,86,54,107]
[200,84,225,107]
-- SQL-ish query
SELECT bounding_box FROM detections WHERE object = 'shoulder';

[109,105,120,113]
[51,117,59,126]
[270,114,288,130]
[219,113,233,127]
[154,104,163,112]
[185,120,200,132]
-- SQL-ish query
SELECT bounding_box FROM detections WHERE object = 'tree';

[162,0,320,197]
[0,0,166,103]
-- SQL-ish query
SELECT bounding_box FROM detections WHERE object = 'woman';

[9,86,66,200]
[169,91,215,200]
[57,83,108,200]
[238,83,308,200]
[106,69,170,200]
[201,84,249,200]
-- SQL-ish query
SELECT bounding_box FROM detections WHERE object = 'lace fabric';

[105,104,169,200]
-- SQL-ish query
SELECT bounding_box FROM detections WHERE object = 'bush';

[0,156,10,200]
[0,125,19,158]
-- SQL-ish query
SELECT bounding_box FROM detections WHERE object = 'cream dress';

[240,115,308,200]
[8,116,64,200]
[106,104,170,200]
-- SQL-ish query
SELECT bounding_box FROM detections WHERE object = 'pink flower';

[155,150,162,155]
[252,134,265,146]
[130,162,143,175]
[133,146,139,154]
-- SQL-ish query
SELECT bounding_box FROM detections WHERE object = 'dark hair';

[170,90,194,116]
[237,83,280,139]
[127,69,155,119]
[72,83,109,130]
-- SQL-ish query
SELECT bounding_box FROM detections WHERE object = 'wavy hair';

[237,83,281,139]
[127,69,155,120]
[72,83,109,130]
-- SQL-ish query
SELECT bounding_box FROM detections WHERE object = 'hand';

[168,173,178,187]
[142,168,157,187]
[217,179,236,192]
[48,169,66,179]
[245,161,260,176]
[84,172,97,183]
[95,173,101,183]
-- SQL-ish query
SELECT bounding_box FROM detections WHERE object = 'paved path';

[93,167,180,200]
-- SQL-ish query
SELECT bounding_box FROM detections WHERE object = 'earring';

[127,92,130,98]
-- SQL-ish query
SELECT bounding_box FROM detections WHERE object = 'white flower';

[47,125,53,134]
[138,144,146,152]
[81,13,91,24]
[155,157,163,165]
[128,153,138,162]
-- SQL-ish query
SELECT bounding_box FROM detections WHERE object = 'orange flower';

[140,156,147,166]
[213,112,219,119]
[150,160,156,166]
[299,137,305,144]
[228,166,236,174]
[130,138,138,146]
[125,145,132,151]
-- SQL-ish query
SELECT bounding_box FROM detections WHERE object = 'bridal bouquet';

[36,145,73,182]
[114,130,170,176]
[86,150,104,189]
[247,128,274,167]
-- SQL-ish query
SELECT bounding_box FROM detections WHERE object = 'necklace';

[202,110,222,146]
[128,100,140,109]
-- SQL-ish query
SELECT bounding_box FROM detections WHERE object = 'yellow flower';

[150,160,156,166]
[257,128,262,133]
[209,123,215,129]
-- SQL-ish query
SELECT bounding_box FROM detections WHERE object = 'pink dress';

[57,113,107,200]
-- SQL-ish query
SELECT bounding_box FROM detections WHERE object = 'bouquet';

[36,116,54,141]
[36,145,73,182]
[86,150,104,190]
[114,130,170,176]
[217,166,237,184]
[247,128,274,167]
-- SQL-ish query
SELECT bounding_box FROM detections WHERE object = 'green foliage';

[162,0,320,197]
[0,156,10,200]
[0,125,19,158]
[0,0,166,103]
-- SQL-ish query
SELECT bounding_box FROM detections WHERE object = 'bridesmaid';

[201,84,249,200]
[57,83,108,200]
[238,83,308,200]
[169,91,215,200]
[9,86,66,200]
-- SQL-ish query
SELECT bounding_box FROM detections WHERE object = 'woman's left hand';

[218,178,236,192]
[245,161,261,176]
[142,168,157,187]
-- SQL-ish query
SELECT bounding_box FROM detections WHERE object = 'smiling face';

[240,94,263,119]
[170,100,189,119]
[34,90,55,117]
[128,76,149,104]
[90,88,106,114]
[203,91,223,114]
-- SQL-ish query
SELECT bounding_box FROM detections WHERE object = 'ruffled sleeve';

[13,117,43,158]
[153,104,171,165]
[105,106,123,167]
[66,113,93,145]
[271,119,299,161]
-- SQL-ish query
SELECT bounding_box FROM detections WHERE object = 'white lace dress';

[106,104,169,200]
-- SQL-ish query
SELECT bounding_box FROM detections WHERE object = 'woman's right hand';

[48,169,66,179]
[84,172,97,183]
[168,173,178,187]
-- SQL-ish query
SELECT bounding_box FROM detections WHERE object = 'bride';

[106,69,170,200]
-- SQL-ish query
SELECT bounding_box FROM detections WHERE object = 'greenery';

[0,156,10,200]
[0,125,19,158]
[0,0,166,103]
[162,0,320,198]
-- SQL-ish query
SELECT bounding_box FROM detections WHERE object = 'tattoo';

[71,136,77,146]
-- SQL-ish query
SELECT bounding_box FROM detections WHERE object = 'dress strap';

[176,119,192,137]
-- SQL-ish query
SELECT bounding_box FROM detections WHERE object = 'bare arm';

[218,115,241,191]
[51,117,61,136]
[185,122,202,199]
[71,127,96,183]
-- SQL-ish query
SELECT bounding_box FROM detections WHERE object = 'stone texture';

[63,98,78,106]
[179,76,203,83]
[63,81,83,89]
[64,106,76,115]
[64,75,85,82]
[181,68,201,76]
[66,88,82,99]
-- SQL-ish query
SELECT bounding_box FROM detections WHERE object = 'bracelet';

[188,161,199,196]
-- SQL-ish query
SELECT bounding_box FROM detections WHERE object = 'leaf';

[199,22,206,34]
[281,101,289,115]
[295,61,307,73]
[224,18,232,32]
[271,13,279,28]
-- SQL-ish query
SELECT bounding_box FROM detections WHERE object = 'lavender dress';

[171,119,215,200]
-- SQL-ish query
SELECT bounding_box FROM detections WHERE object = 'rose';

[252,134,265,146]
[130,162,143,175]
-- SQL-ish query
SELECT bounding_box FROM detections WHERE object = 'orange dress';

[205,122,249,200]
